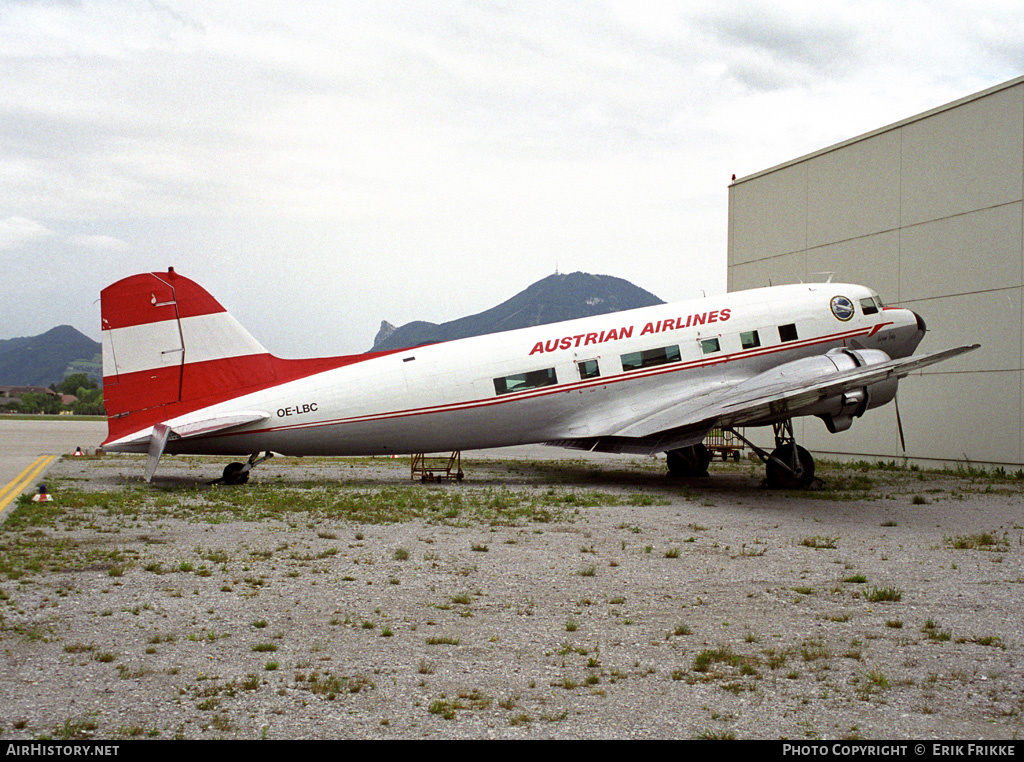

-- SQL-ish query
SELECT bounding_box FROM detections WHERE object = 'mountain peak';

[371,272,663,352]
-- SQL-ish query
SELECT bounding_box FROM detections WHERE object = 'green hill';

[0,326,102,387]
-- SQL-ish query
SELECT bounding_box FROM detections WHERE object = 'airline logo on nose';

[831,296,855,321]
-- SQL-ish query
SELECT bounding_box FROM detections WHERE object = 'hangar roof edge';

[730,74,1024,188]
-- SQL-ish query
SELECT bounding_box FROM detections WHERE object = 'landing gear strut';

[724,421,819,489]
[219,451,274,485]
[666,443,711,478]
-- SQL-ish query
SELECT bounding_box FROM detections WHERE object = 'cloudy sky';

[2,1,1022,356]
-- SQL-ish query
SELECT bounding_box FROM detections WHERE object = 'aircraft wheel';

[765,444,814,489]
[666,443,711,478]
[222,462,250,485]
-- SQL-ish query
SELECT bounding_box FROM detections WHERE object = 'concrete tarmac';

[0,417,108,510]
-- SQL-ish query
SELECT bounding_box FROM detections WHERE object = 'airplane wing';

[549,344,979,455]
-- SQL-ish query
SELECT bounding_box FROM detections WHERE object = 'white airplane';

[99,268,977,488]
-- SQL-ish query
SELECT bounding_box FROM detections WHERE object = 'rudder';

[101,268,270,445]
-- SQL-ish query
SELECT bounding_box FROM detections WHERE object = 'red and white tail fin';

[101,268,273,445]
[101,268,393,453]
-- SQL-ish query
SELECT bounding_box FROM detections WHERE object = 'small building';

[0,385,60,399]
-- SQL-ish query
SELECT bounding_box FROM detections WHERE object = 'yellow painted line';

[0,455,57,516]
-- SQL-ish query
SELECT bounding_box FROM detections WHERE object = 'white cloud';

[0,1,1022,352]
[69,234,131,253]
[0,216,55,251]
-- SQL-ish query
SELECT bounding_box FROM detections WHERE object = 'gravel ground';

[1,448,1022,740]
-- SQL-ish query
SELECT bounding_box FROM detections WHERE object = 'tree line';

[4,373,105,416]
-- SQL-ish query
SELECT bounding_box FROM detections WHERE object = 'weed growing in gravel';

[428,698,462,719]
[799,536,838,549]
[865,586,902,603]
[695,729,737,740]
[299,671,372,699]
[51,716,100,740]
[425,636,459,645]
[31,483,621,530]
[959,634,1004,648]
[856,669,890,700]
[800,639,830,662]
[922,620,951,642]
[945,533,1008,551]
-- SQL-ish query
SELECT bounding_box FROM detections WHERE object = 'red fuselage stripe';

[102,348,407,444]
[177,323,880,443]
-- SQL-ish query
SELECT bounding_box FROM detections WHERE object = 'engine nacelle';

[737,347,898,431]
[806,348,898,433]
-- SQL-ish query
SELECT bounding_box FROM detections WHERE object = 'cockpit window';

[860,297,878,316]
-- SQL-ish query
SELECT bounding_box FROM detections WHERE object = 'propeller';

[894,394,907,454]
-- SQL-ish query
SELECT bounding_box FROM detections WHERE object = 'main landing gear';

[724,420,819,489]
[666,443,712,478]
[667,421,819,488]
[218,451,274,485]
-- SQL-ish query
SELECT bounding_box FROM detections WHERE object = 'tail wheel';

[666,443,711,477]
[222,462,249,485]
[765,444,815,489]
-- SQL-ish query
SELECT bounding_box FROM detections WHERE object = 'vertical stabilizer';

[101,268,270,445]
[101,268,400,452]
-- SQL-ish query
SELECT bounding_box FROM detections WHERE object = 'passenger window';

[700,338,721,354]
[577,359,600,380]
[620,345,681,372]
[778,323,798,343]
[740,330,760,349]
[860,298,878,316]
[493,368,558,396]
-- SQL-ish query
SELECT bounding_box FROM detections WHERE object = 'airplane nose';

[900,309,927,356]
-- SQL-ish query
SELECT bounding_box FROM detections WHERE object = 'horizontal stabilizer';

[168,411,271,439]
[114,411,271,481]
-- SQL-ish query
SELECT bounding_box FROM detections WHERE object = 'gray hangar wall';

[727,76,1024,468]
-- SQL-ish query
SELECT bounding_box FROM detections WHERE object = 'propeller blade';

[894,394,907,453]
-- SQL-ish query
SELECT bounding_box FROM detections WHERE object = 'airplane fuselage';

[102,281,925,459]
